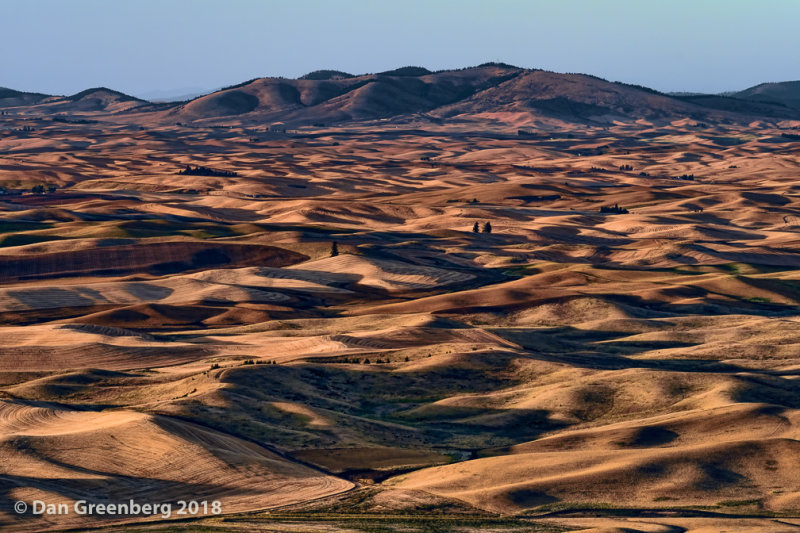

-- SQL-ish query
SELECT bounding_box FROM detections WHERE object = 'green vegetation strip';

[72,513,569,532]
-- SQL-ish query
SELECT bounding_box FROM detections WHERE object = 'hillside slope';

[5,67,800,125]
[733,80,800,110]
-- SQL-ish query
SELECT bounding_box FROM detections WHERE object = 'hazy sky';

[5,0,799,98]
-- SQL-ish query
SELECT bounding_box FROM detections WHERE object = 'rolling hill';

[163,63,524,124]
[6,65,800,125]
[4,64,800,531]
[0,87,52,108]
[0,87,148,115]
[732,80,800,110]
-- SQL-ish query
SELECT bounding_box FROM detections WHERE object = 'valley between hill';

[2,68,800,532]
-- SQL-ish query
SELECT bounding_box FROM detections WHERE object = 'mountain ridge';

[2,66,799,125]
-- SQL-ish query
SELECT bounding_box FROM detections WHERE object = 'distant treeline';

[0,184,57,195]
[507,194,561,202]
[512,164,564,174]
[52,117,97,124]
[177,165,238,177]
[600,203,629,214]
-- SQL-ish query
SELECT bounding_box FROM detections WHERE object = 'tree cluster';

[31,184,57,194]
[177,165,238,177]
[600,203,629,214]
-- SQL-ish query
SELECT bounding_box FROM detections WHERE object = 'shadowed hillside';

[733,80,800,110]
[7,65,799,126]
[3,65,800,532]
[0,87,52,108]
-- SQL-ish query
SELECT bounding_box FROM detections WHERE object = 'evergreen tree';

[330,241,339,257]
[482,221,492,234]
[472,221,480,233]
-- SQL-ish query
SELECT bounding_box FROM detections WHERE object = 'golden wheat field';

[2,65,800,532]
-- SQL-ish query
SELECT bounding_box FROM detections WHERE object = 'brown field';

[2,66,800,531]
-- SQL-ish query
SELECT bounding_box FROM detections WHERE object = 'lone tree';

[472,221,480,233]
[330,241,339,257]
[482,221,492,234]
